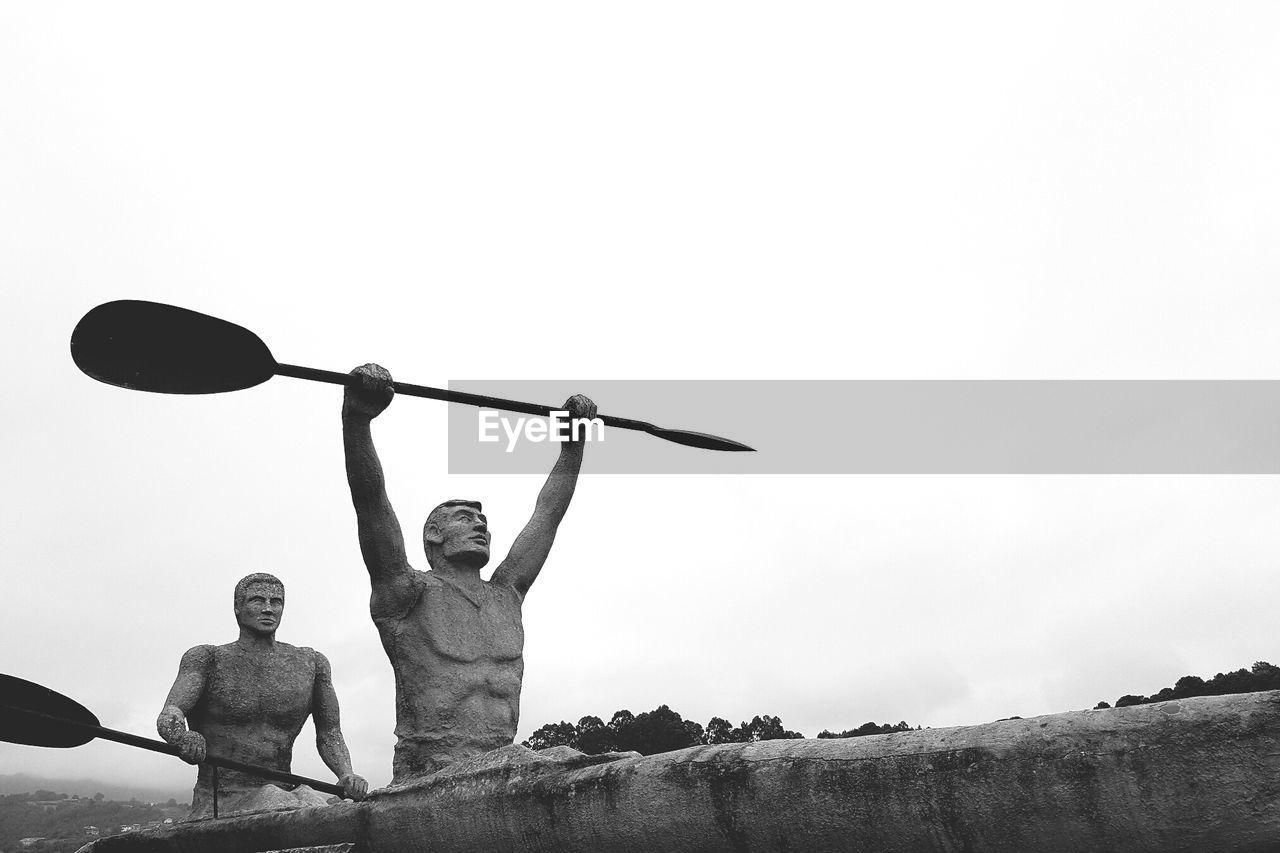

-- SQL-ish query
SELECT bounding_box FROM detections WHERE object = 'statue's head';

[233,572,285,638]
[423,500,490,571]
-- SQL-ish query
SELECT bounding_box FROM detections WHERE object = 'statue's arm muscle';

[157,645,212,744]
[491,440,584,597]
[311,651,361,794]
[343,400,414,617]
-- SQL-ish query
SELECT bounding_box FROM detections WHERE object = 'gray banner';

[446,380,1280,474]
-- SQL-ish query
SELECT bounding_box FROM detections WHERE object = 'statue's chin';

[448,548,490,570]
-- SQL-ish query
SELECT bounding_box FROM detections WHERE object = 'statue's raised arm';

[342,363,415,619]
[339,373,595,783]
[491,394,596,598]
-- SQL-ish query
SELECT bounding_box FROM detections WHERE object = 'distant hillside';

[0,774,186,805]
[0,790,188,853]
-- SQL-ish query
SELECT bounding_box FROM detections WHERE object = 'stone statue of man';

[341,363,595,784]
[157,573,368,818]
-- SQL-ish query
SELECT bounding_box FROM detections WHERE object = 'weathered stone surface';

[343,365,596,783]
[77,692,1280,852]
[73,801,364,853]
[155,574,366,817]
[218,783,338,816]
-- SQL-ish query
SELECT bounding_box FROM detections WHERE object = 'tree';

[1208,668,1253,695]
[93,793,104,802]
[608,709,635,733]
[524,706,817,757]
[523,720,578,751]
[704,717,740,745]
[1252,661,1280,691]
[817,721,914,739]
[1102,661,1280,709]
[614,705,700,756]
[576,715,614,755]
[739,715,803,742]
[1172,675,1206,699]
[704,714,806,743]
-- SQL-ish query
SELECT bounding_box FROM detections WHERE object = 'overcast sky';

[3,2,1280,797]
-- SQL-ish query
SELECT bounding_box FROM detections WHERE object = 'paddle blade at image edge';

[0,674,99,748]
[70,300,276,395]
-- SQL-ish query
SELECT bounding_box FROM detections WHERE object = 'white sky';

[2,2,1279,796]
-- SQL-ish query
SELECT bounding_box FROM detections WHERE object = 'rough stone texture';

[343,365,595,784]
[155,575,365,818]
[216,783,338,816]
[77,692,1280,852]
[73,801,364,853]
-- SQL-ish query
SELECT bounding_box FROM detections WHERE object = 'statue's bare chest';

[202,646,315,727]
[408,575,524,664]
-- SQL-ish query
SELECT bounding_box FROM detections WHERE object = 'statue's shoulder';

[210,641,241,652]
[291,644,329,667]
[180,644,217,666]
[270,641,321,666]
[483,576,524,608]
[484,576,519,595]
[371,567,433,625]
[385,564,436,593]
[175,645,215,671]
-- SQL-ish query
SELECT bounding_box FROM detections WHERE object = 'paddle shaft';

[69,300,753,450]
[2,703,344,797]
[275,363,654,432]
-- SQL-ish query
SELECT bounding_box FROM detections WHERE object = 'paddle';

[0,674,345,798]
[70,300,755,452]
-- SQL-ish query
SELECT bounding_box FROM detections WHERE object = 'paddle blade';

[0,675,100,748]
[71,300,277,394]
[648,427,755,452]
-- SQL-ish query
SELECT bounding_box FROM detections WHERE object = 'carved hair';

[234,572,284,609]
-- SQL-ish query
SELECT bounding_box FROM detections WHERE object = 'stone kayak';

[79,690,1280,853]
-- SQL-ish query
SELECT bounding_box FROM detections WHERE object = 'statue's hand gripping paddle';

[0,673,346,797]
[70,300,754,452]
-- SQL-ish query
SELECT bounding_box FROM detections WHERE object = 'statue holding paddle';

[343,363,597,783]
[157,573,368,818]
[6,300,746,800]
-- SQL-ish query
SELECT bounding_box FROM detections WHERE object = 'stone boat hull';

[82,691,1280,853]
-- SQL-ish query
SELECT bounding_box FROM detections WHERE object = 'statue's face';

[434,505,490,569]
[235,582,284,637]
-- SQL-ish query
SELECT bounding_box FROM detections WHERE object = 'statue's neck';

[431,565,488,609]
[428,553,486,581]
[235,631,278,651]
[434,563,484,585]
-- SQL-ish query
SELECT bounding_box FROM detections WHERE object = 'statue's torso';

[190,642,316,770]
[376,570,525,782]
